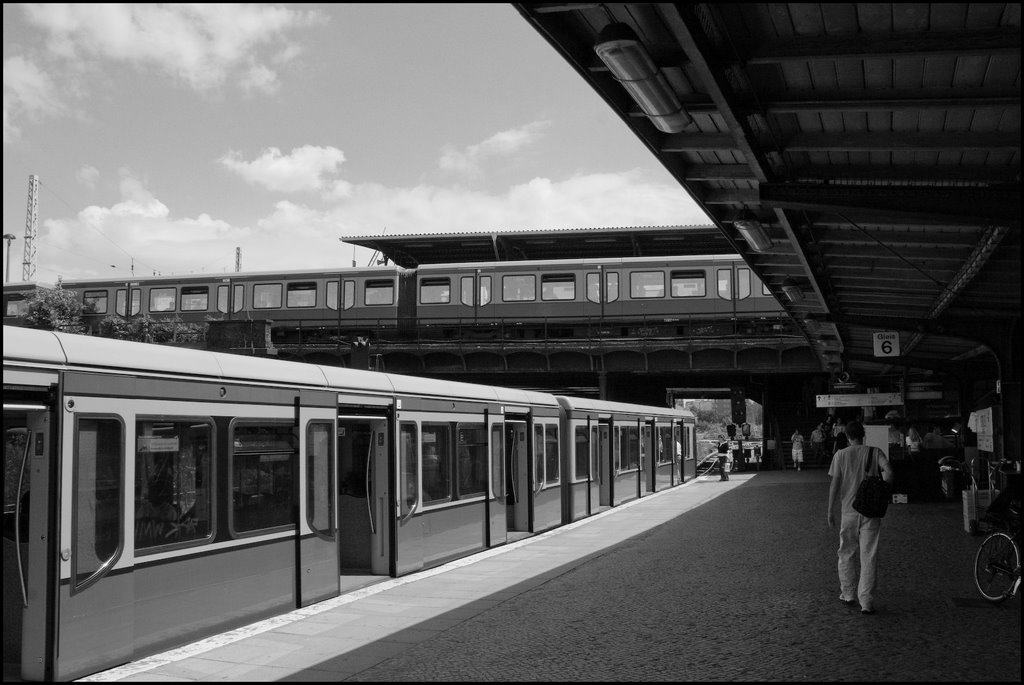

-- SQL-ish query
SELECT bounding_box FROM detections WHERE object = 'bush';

[24,285,84,333]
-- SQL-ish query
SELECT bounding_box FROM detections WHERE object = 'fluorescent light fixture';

[732,210,773,252]
[594,23,693,134]
[781,278,804,303]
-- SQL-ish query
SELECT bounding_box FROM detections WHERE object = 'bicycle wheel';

[974,531,1019,602]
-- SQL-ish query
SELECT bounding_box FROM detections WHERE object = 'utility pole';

[23,174,39,281]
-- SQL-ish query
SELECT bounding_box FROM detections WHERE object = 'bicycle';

[973,495,1021,603]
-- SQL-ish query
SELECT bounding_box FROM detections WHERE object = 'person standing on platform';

[832,420,849,453]
[826,420,894,615]
[791,429,805,471]
[810,422,826,466]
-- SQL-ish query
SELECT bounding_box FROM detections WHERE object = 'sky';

[3,3,709,285]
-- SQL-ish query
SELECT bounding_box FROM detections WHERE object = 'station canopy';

[346,224,731,267]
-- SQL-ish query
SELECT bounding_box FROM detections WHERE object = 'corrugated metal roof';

[513,2,1020,386]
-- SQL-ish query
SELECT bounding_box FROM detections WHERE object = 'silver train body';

[3,325,697,680]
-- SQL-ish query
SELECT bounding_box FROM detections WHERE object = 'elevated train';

[3,325,697,680]
[4,254,790,345]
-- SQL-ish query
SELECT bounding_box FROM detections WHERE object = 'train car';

[3,325,688,681]
[2,282,52,326]
[12,254,790,345]
[409,254,785,340]
[555,397,696,515]
[59,266,405,342]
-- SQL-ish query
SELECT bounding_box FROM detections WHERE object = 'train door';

[53,388,133,681]
[488,414,506,546]
[504,418,529,536]
[337,416,390,578]
[297,403,338,607]
[588,420,601,513]
[3,396,56,681]
[598,422,611,506]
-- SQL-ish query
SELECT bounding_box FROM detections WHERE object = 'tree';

[24,284,84,333]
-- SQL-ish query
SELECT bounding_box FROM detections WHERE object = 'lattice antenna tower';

[235,247,241,272]
[23,174,39,281]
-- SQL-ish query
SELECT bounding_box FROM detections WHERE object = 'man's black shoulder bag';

[852,447,890,518]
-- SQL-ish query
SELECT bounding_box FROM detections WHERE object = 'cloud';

[439,121,551,177]
[19,3,322,92]
[219,145,350,195]
[75,165,100,189]
[3,55,65,143]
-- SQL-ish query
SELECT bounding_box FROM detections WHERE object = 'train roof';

[3,326,563,409]
[57,265,405,287]
[415,254,745,272]
[555,395,691,419]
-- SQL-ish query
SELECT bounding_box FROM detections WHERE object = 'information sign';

[873,331,900,357]
[816,392,903,408]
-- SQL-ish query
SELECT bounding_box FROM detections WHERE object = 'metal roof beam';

[659,4,775,183]
[744,28,1021,63]
[784,131,1019,152]
[759,183,1021,223]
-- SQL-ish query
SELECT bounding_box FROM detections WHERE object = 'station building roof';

[346,224,732,268]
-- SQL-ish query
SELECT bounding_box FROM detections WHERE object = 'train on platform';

[3,325,698,681]
[3,254,790,345]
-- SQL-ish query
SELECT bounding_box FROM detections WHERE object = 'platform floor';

[67,470,1019,682]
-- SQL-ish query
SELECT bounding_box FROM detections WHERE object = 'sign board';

[816,392,903,408]
[873,331,900,357]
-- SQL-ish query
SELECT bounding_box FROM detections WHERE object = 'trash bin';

[939,459,962,501]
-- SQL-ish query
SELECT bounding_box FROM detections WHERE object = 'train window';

[365,279,395,306]
[479,276,491,306]
[344,280,355,309]
[180,286,209,311]
[606,272,619,302]
[545,424,559,484]
[421,277,451,305]
[421,423,451,505]
[399,423,418,516]
[658,425,675,465]
[717,269,732,300]
[630,272,664,299]
[455,423,487,498]
[490,423,503,498]
[587,272,620,304]
[502,275,535,302]
[460,277,473,306]
[134,418,213,552]
[762,280,772,296]
[327,281,338,310]
[5,294,28,317]
[149,287,176,313]
[736,268,751,300]
[533,424,545,485]
[83,290,109,314]
[617,424,640,472]
[670,270,706,298]
[286,282,317,308]
[216,284,244,313]
[586,273,600,303]
[253,283,283,309]
[72,417,123,591]
[306,422,333,538]
[230,422,296,533]
[541,274,575,301]
[116,288,141,316]
[574,427,589,479]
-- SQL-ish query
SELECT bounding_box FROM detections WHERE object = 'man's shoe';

[861,608,876,615]
[840,598,857,607]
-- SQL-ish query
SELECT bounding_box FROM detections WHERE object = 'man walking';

[826,420,893,615]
